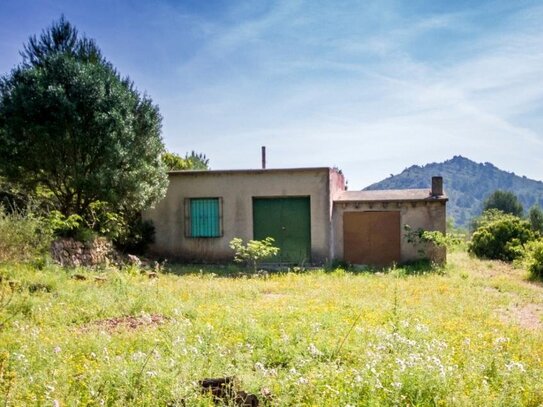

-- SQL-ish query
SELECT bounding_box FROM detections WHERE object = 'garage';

[343,211,401,266]
[253,197,311,263]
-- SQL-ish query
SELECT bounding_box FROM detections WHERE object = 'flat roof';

[335,189,448,202]
[168,167,334,176]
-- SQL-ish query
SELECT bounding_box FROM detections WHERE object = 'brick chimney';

[431,176,443,196]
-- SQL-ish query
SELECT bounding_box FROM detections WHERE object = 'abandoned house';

[143,166,447,266]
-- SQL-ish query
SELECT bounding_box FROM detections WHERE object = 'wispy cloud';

[1,0,541,187]
[155,0,543,187]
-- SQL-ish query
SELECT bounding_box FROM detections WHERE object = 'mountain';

[364,156,543,228]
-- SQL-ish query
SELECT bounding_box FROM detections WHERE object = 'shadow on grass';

[162,258,446,278]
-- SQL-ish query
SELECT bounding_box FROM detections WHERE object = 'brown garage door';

[343,211,401,266]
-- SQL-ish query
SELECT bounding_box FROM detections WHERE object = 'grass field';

[1,252,542,406]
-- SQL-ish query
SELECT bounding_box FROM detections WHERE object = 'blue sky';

[1,0,542,189]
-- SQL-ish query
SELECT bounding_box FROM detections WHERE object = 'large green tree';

[0,16,168,216]
[482,190,524,218]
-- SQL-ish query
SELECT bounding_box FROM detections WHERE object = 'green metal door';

[253,197,311,263]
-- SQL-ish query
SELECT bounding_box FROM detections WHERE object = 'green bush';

[229,237,280,273]
[0,208,52,263]
[524,239,543,279]
[468,212,534,261]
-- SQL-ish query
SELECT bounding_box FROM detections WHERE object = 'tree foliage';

[482,190,524,217]
[0,16,168,219]
[523,239,543,280]
[468,211,534,261]
[162,151,210,171]
[528,205,543,234]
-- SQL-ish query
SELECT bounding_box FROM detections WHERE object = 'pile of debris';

[50,237,124,268]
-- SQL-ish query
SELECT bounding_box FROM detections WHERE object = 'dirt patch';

[497,304,543,330]
[81,314,169,332]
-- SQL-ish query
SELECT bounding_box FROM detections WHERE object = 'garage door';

[343,211,400,266]
[253,197,311,263]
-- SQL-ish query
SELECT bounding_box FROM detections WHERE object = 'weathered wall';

[332,200,447,264]
[144,168,336,262]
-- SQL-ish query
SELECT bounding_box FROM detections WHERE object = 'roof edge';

[168,167,335,175]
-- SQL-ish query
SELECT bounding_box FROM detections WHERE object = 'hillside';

[364,156,543,227]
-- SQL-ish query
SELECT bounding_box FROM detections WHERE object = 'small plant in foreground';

[229,237,280,273]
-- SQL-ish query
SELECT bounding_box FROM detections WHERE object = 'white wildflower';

[131,351,146,361]
[505,361,526,373]
[297,377,308,385]
[308,343,323,357]
[392,381,402,389]
[415,323,429,333]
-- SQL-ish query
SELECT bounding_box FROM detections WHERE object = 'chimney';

[431,176,443,196]
[261,146,266,169]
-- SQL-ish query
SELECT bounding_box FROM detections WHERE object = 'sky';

[1,0,542,189]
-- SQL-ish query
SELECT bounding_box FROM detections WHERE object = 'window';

[184,198,222,237]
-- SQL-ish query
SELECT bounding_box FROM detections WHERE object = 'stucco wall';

[143,168,337,262]
[332,200,447,264]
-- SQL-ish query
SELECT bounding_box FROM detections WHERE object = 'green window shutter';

[189,198,221,237]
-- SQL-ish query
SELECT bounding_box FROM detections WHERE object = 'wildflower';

[505,361,526,373]
[53,346,61,354]
[146,370,158,378]
[392,381,402,389]
[131,351,146,361]
[308,343,323,357]
[415,323,429,333]
[297,377,308,385]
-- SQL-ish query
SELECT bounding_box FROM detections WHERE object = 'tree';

[0,16,168,218]
[529,205,543,234]
[482,190,524,217]
[162,150,210,171]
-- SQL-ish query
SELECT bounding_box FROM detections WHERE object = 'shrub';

[229,237,280,273]
[0,208,52,263]
[524,239,543,279]
[468,212,534,261]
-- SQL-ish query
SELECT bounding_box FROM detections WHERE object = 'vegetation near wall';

[0,209,52,264]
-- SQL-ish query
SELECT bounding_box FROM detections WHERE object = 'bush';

[229,237,280,273]
[524,239,543,279]
[468,212,534,261]
[0,208,52,263]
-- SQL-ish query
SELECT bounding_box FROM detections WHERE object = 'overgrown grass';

[0,209,52,264]
[0,252,542,405]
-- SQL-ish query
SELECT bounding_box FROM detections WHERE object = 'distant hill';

[364,156,543,228]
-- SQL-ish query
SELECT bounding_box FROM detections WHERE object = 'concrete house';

[143,167,447,266]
